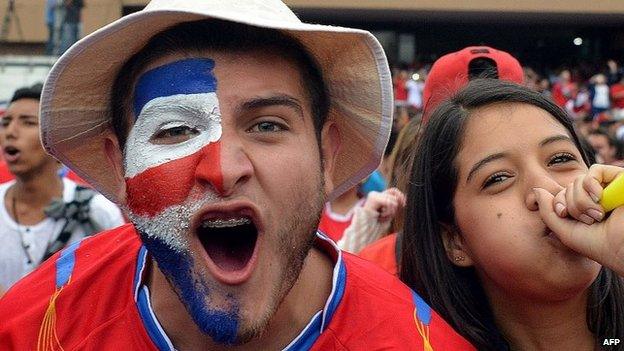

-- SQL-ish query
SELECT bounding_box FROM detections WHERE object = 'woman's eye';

[548,152,577,166]
[249,121,286,133]
[151,125,199,144]
[482,172,510,189]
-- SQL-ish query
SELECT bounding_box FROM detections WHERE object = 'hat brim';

[41,9,392,204]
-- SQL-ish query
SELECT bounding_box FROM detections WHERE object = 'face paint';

[125,58,239,343]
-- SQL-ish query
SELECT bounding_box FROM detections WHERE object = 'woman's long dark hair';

[400,79,624,350]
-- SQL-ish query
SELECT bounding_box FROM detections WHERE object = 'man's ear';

[320,121,341,196]
[440,223,474,267]
[104,134,127,205]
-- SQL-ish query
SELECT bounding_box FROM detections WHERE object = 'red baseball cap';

[422,46,524,122]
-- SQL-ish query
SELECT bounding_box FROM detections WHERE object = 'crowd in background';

[391,59,624,168]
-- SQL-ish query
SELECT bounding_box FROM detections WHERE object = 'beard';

[127,173,326,345]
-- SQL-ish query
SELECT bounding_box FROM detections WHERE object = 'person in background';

[589,74,611,119]
[44,0,58,55]
[551,69,577,111]
[422,46,524,122]
[359,45,524,275]
[58,0,83,54]
[610,74,624,121]
[587,129,624,167]
[0,84,124,293]
[401,79,624,350]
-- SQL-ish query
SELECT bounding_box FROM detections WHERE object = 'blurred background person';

[58,0,83,54]
[0,84,124,293]
[586,129,624,166]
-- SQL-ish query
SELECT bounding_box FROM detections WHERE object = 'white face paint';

[123,92,223,252]
[127,191,218,251]
[124,93,222,178]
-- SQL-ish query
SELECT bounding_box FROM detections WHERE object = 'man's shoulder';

[320,252,475,350]
[0,224,144,348]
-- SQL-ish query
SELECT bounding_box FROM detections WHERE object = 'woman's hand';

[534,164,624,275]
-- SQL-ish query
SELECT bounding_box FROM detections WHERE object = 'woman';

[401,79,624,350]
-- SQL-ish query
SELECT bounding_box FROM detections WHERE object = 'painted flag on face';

[124,58,224,217]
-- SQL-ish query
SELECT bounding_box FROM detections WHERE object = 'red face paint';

[126,142,222,217]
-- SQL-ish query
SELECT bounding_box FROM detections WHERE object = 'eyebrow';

[238,94,304,119]
[465,134,575,183]
[466,152,507,183]
[539,134,573,147]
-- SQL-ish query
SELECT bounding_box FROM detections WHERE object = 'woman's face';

[451,102,601,303]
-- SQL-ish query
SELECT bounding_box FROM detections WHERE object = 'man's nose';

[195,134,253,197]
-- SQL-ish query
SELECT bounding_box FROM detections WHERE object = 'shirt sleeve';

[337,206,390,253]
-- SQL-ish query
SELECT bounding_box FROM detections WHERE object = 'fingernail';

[533,188,540,200]
[579,214,595,225]
[590,192,600,203]
[555,203,566,217]
[587,209,604,222]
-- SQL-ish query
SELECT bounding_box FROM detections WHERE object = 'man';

[58,0,83,54]
[0,84,124,293]
[0,1,473,350]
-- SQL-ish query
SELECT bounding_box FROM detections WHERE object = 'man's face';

[122,51,328,344]
[0,98,55,177]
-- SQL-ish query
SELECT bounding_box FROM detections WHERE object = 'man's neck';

[488,288,595,351]
[148,243,334,350]
[5,167,64,225]
[10,169,64,208]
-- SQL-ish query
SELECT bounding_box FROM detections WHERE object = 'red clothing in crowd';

[0,225,475,350]
[359,233,399,276]
[551,81,577,108]
[610,83,624,109]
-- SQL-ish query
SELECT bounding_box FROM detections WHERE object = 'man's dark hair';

[110,19,330,149]
[11,83,43,103]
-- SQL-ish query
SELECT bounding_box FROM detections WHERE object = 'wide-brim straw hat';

[40,0,392,204]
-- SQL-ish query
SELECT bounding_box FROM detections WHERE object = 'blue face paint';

[141,233,240,344]
[133,58,218,118]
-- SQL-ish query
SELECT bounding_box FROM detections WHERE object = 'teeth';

[201,217,251,228]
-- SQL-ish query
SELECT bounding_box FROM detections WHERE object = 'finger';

[565,180,591,224]
[588,164,624,188]
[572,176,604,223]
[553,188,568,218]
[534,187,597,254]
[582,171,603,203]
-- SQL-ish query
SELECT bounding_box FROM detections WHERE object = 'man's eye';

[548,152,577,166]
[151,126,199,144]
[249,121,286,133]
[482,172,511,189]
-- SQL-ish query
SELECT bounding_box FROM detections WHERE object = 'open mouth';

[2,146,20,162]
[195,210,260,285]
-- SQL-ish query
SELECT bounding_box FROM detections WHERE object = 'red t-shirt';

[359,233,399,276]
[610,83,624,109]
[318,200,364,242]
[0,225,474,350]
